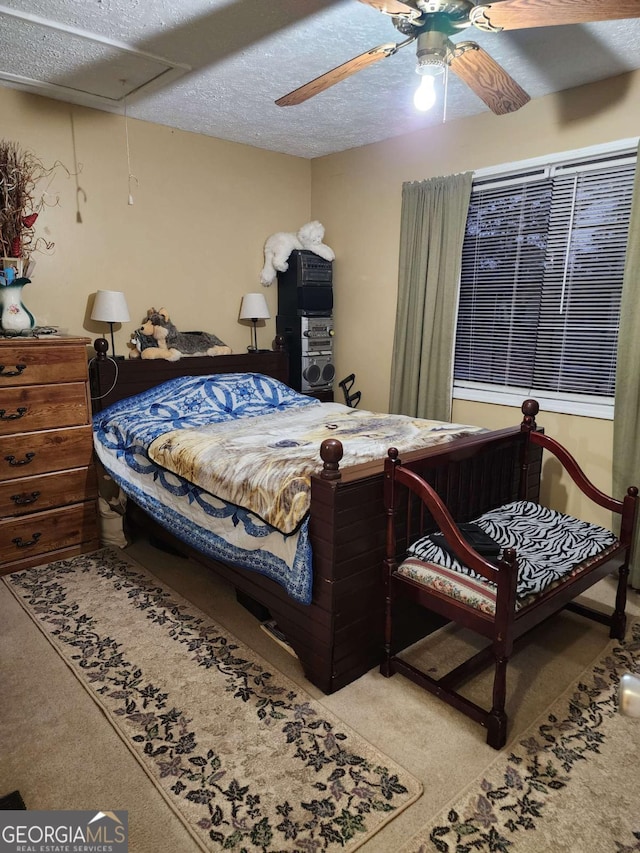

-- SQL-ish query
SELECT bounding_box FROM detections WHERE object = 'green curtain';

[389,172,473,421]
[613,141,640,589]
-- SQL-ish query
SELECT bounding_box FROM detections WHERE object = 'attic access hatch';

[0,6,190,110]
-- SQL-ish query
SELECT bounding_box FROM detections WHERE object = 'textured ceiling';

[1,0,639,159]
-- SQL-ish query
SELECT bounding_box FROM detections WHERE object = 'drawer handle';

[11,490,41,506]
[0,406,27,421]
[12,532,42,549]
[4,452,36,466]
[0,364,27,377]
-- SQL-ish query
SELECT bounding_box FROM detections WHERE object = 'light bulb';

[414,73,437,112]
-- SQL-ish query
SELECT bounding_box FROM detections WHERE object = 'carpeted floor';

[400,619,640,852]
[3,548,421,852]
[1,538,639,852]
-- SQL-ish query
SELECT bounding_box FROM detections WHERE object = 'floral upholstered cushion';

[397,557,499,614]
[398,500,619,614]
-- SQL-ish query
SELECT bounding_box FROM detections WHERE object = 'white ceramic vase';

[0,283,35,332]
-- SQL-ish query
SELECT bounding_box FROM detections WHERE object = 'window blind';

[454,150,636,407]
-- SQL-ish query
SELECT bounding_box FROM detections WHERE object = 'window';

[453,143,637,418]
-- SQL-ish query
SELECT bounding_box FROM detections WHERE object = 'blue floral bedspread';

[93,373,318,603]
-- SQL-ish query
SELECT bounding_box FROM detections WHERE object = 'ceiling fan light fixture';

[414,48,445,112]
[414,71,438,111]
[413,65,443,113]
[413,27,448,111]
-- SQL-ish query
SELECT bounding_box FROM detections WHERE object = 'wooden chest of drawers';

[0,336,100,574]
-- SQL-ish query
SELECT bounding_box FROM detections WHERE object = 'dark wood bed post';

[319,438,343,480]
[381,447,400,679]
[519,398,540,501]
[520,398,539,432]
[94,338,109,361]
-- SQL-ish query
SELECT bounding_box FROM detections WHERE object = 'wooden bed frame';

[90,341,542,694]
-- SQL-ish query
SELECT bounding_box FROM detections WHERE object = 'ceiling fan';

[275,0,640,116]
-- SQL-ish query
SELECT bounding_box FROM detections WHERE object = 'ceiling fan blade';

[470,0,640,32]
[276,43,400,106]
[448,42,530,115]
[356,0,419,17]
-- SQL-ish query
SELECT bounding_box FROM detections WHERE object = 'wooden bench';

[381,399,638,748]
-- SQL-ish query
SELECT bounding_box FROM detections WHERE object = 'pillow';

[93,372,318,450]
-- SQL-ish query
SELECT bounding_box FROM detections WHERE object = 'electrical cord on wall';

[123,96,138,206]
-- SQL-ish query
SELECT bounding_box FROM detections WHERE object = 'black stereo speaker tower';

[277,250,334,397]
[277,250,333,317]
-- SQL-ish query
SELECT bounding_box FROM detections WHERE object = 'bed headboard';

[90,339,290,413]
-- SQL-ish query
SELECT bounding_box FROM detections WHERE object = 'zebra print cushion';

[407,500,618,601]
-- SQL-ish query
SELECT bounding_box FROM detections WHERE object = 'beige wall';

[1,86,311,355]
[311,70,640,524]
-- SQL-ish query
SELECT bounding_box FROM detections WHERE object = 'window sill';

[453,383,614,421]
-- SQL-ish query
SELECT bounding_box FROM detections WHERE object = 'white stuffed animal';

[260,220,335,286]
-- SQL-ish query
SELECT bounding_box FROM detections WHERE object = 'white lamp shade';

[239,293,270,321]
[91,290,130,323]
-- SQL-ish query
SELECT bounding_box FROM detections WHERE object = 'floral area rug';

[5,548,421,852]
[400,619,640,853]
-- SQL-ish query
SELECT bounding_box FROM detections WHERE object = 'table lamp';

[239,293,270,352]
[91,290,130,358]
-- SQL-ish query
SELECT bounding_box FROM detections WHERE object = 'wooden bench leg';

[486,711,508,749]
[381,578,393,678]
[486,654,509,749]
[611,609,627,640]
[610,563,629,640]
